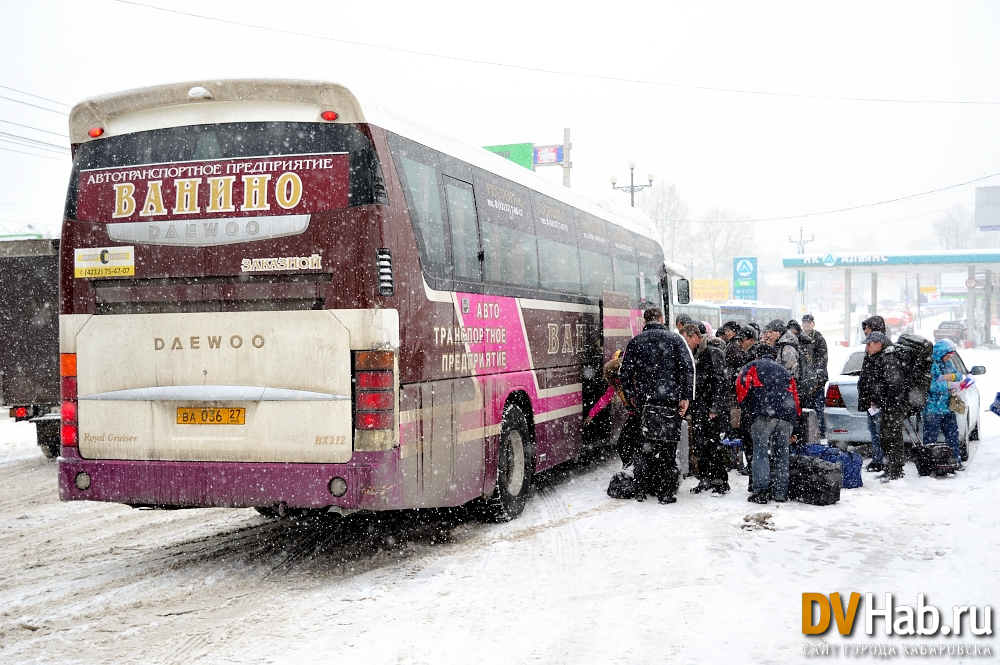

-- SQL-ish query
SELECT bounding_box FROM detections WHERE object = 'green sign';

[483,143,534,170]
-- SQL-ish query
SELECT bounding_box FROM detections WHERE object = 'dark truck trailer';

[1,239,61,457]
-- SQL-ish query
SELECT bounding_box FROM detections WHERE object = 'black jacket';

[804,329,829,385]
[857,348,904,412]
[692,338,730,417]
[619,323,695,408]
[724,338,747,392]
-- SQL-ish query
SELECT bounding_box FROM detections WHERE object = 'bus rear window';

[65,122,387,222]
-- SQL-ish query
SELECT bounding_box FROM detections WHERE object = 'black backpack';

[886,334,934,415]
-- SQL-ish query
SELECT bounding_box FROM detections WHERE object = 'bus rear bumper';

[57,448,395,510]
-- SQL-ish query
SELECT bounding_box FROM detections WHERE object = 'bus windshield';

[65,122,387,221]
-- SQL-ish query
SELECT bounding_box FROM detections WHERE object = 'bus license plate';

[176,407,246,425]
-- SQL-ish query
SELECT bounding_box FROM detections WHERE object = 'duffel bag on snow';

[794,444,863,489]
[788,454,842,505]
[607,472,637,499]
[911,443,959,477]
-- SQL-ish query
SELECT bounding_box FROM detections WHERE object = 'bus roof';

[68,79,661,246]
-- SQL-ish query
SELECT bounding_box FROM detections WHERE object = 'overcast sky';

[2,0,999,259]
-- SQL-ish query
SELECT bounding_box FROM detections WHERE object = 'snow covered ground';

[1,351,999,663]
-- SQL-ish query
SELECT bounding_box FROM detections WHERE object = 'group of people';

[591,308,972,505]
[857,315,969,480]
[588,307,829,505]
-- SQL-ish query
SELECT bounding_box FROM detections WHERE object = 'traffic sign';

[733,257,757,300]
[965,277,977,289]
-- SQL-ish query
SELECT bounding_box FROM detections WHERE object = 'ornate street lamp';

[610,160,654,207]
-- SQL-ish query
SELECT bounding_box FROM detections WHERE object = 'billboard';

[733,257,758,300]
[483,143,534,170]
[533,145,564,165]
[692,279,730,301]
[976,186,1000,230]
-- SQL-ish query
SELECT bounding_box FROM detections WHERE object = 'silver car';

[824,347,985,461]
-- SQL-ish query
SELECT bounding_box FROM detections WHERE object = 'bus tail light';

[61,353,78,447]
[10,406,29,420]
[376,248,394,297]
[321,110,339,121]
[354,351,394,432]
[826,384,846,408]
[88,127,104,138]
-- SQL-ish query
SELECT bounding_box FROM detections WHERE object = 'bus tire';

[480,404,534,523]
[35,421,61,459]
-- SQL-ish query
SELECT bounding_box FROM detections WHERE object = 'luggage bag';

[788,454,842,505]
[911,443,960,477]
[795,444,864,489]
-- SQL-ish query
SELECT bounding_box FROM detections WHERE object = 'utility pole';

[562,129,571,188]
[788,226,815,316]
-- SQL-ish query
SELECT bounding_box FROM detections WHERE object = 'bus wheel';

[481,405,535,522]
[36,421,60,459]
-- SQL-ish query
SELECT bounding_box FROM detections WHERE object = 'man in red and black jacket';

[736,347,802,504]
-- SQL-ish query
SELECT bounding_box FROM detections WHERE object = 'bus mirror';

[676,279,691,304]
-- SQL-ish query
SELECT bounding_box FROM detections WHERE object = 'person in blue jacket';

[922,339,965,469]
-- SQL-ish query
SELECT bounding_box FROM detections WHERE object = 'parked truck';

[1,239,61,457]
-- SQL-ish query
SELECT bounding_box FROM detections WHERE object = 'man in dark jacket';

[736,353,802,503]
[618,307,696,504]
[801,314,829,437]
[857,331,906,481]
[857,322,889,472]
[730,326,759,482]
[681,324,731,495]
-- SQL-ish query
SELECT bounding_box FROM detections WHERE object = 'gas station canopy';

[782,250,1000,345]
[783,250,1000,272]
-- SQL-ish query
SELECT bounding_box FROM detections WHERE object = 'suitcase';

[795,444,864,489]
[789,454,842,505]
[911,443,960,477]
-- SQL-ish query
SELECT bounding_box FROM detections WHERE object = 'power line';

[0,94,68,116]
[0,118,68,138]
[0,84,70,108]
[750,198,995,247]
[0,132,69,153]
[651,171,1000,224]
[0,145,69,162]
[115,0,1000,107]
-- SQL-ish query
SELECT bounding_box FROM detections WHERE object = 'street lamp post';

[788,226,815,316]
[611,160,654,207]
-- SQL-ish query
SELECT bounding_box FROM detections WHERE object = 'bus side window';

[444,177,481,282]
[473,172,539,290]
[534,195,581,295]
[397,153,450,278]
[576,214,613,299]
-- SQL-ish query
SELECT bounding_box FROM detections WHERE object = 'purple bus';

[58,79,689,521]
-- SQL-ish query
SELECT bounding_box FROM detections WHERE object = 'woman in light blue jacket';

[922,339,964,469]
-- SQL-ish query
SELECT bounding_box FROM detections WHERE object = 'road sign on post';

[483,143,535,170]
[733,257,758,300]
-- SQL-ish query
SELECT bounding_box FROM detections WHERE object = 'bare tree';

[638,182,692,264]
[932,209,977,249]
[692,207,756,279]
